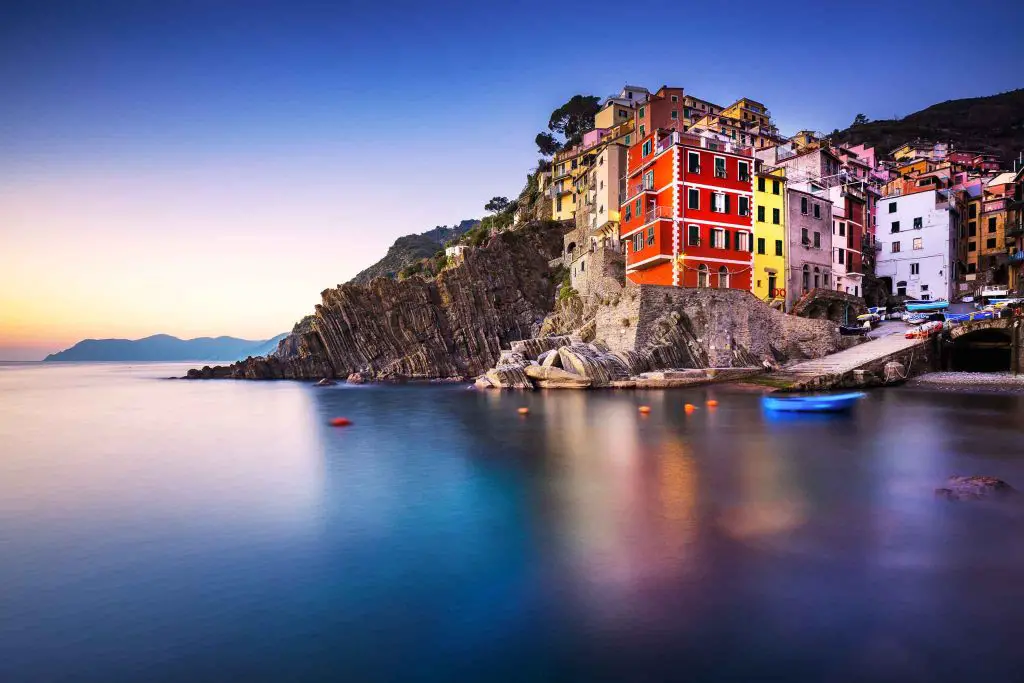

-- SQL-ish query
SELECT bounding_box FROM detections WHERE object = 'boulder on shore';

[935,476,1016,501]
[524,365,591,389]
[485,365,533,389]
[346,372,368,384]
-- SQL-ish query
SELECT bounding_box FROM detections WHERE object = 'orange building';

[621,129,754,289]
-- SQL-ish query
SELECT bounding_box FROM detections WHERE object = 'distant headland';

[44,333,287,362]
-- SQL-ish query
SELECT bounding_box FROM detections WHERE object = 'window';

[897,281,907,296]
[891,221,900,233]
[738,161,750,182]
[772,208,780,225]
[758,177,766,192]
[639,106,646,118]
[712,192,729,213]
[688,224,700,246]
[671,95,678,103]
[697,264,708,288]
[968,241,977,252]
[631,233,643,253]
[639,125,645,137]
[801,228,809,245]
[968,221,976,236]
[624,204,631,221]
[814,267,820,289]
[988,217,997,233]
[642,140,652,156]
[921,284,929,293]
[688,188,699,209]
[718,266,730,289]
[738,196,750,216]
[711,228,726,249]
[643,170,654,189]
[969,203,977,218]
[714,157,727,178]
[736,232,750,251]
[913,217,923,230]
[987,238,997,249]
[772,180,779,195]
[813,203,821,219]
[837,248,845,265]
[802,265,810,291]
[757,237,765,254]
[688,152,700,173]
[757,206,765,222]
[671,110,679,120]
[801,197,808,215]
[891,241,901,253]
[913,237,922,250]
[634,198,641,216]
[775,240,783,256]
[888,202,897,213]
[838,221,846,236]
[813,232,821,248]
[910,263,919,275]
[556,197,563,212]
[647,226,655,246]
[624,134,631,146]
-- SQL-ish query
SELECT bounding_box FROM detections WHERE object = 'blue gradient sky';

[2,0,1022,359]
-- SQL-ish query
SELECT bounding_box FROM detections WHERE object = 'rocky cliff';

[349,219,479,285]
[187,220,565,380]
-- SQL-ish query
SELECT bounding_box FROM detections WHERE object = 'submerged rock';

[315,378,337,386]
[935,476,1016,501]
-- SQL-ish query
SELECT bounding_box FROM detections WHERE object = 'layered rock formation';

[187,221,565,380]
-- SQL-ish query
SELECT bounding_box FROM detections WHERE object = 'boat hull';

[762,392,866,413]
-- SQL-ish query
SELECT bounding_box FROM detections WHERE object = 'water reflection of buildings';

[535,392,700,608]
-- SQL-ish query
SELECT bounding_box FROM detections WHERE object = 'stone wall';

[597,285,843,367]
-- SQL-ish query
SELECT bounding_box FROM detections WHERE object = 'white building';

[875,189,959,301]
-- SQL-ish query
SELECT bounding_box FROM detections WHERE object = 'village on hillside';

[527,85,1023,312]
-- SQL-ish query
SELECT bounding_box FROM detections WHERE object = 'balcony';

[655,130,753,157]
[624,180,657,203]
[983,198,1008,213]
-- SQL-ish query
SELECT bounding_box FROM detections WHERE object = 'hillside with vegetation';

[832,89,1024,163]
[349,219,479,285]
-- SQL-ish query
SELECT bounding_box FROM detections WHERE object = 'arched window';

[698,264,709,288]
[814,266,820,289]
[718,266,730,289]
[802,264,810,292]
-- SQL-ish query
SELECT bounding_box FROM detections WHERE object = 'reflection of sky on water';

[4,367,1024,681]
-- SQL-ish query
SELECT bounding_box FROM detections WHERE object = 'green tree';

[852,113,869,126]
[547,94,601,148]
[535,131,559,156]
[484,196,511,214]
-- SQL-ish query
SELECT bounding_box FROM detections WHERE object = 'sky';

[2,0,1022,360]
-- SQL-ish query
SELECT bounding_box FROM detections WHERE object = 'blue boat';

[905,300,949,312]
[762,392,866,413]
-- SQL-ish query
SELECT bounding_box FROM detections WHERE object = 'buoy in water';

[684,403,696,413]
[706,399,719,407]
[638,405,651,414]
[330,417,352,427]
[517,407,529,415]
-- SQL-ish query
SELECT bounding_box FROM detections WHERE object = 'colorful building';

[633,86,687,141]
[753,168,787,303]
[621,129,754,290]
[785,188,833,309]
[875,188,960,301]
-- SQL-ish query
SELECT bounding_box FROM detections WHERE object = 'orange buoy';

[517,407,530,415]
[638,405,651,414]
[706,399,719,407]
[684,403,696,413]
[330,417,352,427]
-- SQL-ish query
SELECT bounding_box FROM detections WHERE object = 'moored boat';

[762,392,866,413]
[905,300,949,312]
[839,324,869,336]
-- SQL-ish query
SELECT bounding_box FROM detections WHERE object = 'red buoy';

[330,417,352,427]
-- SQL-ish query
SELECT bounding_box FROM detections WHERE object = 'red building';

[621,129,754,289]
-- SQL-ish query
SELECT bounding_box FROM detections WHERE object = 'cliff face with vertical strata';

[186,221,566,380]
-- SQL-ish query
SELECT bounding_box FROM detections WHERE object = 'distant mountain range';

[44,333,288,362]
[349,219,479,285]
[833,89,1024,164]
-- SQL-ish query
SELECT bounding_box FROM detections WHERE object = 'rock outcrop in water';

[186,221,566,381]
[935,476,1016,501]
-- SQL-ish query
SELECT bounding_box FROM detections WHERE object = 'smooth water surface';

[2,363,1024,682]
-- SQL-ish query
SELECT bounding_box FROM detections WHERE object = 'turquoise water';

[2,362,1024,682]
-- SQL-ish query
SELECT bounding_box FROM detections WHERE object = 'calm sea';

[2,362,1024,682]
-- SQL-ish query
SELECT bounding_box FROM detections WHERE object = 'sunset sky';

[2,0,1022,360]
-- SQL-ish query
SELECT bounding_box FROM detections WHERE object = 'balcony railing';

[624,181,656,202]
[655,130,753,157]
[983,199,1008,213]
[639,206,674,225]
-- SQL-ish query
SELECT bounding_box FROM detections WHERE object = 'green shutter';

[723,231,730,250]
[724,195,731,214]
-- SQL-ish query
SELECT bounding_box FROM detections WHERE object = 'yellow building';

[753,168,787,304]
[790,130,821,150]
[721,97,771,129]
[594,100,633,130]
